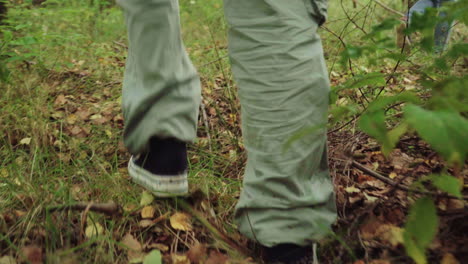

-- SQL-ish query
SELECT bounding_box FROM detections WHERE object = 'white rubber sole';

[128,156,189,197]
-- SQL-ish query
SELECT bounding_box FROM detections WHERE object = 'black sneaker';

[128,137,189,197]
[262,243,318,264]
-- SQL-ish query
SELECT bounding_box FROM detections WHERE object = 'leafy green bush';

[331,1,467,263]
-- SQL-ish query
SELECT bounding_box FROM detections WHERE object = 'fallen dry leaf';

[141,206,156,219]
[148,243,169,252]
[385,208,405,225]
[21,246,43,264]
[390,150,413,170]
[345,186,361,193]
[170,212,192,231]
[0,256,16,264]
[54,94,67,106]
[66,114,78,125]
[447,199,465,210]
[139,220,154,228]
[441,253,460,264]
[171,254,190,264]
[187,243,207,264]
[90,114,110,125]
[122,233,142,251]
[205,251,229,264]
[75,108,92,120]
[69,126,83,136]
[364,180,386,190]
[85,222,104,238]
[361,219,403,247]
[13,210,26,218]
[379,225,404,247]
[19,138,32,145]
[121,233,143,263]
[363,193,378,203]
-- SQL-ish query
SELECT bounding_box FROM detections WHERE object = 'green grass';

[0,1,246,262]
[1,0,466,263]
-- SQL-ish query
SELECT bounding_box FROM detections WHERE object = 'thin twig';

[351,161,468,201]
[200,100,213,151]
[47,202,122,216]
[328,116,360,135]
[199,54,229,68]
[113,41,127,49]
[79,203,93,242]
[173,198,251,257]
[371,0,405,16]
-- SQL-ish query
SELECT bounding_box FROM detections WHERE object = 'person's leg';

[224,0,336,258]
[408,0,455,53]
[434,0,455,53]
[408,0,436,21]
[117,0,201,196]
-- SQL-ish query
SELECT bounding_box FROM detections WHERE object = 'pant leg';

[224,0,337,247]
[409,0,454,53]
[117,0,201,154]
[408,0,435,19]
[434,11,452,52]
[434,0,455,53]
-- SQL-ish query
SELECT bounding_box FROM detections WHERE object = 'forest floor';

[0,1,467,264]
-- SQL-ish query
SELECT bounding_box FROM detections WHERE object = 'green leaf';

[359,111,409,156]
[382,123,408,156]
[359,110,387,147]
[404,105,468,165]
[335,72,386,92]
[429,174,462,198]
[403,197,438,264]
[367,92,420,112]
[429,76,468,112]
[445,43,468,59]
[143,250,162,264]
[2,30,13,42]
[365,18,401,39]
[403,232,427,264]
[329,105,359,123]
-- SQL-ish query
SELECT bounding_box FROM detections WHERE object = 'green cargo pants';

[118,0,337,247]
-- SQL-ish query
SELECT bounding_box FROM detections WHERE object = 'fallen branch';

[351,161,468,201]
[47,202,122,216]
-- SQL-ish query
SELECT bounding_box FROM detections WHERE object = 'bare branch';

[47,202,122,216]
[371,0,405,16]
[351,161,468,201]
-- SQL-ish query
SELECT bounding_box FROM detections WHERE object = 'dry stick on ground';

[351,160,468,201]
[47,202,123,216]
[113,41,127,49]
